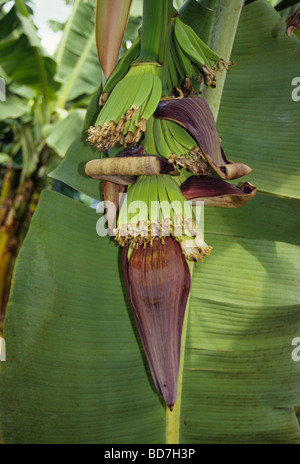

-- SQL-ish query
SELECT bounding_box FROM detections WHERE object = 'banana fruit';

[114,173,210,262]
[172,17,232,90]
[88,63,162,152]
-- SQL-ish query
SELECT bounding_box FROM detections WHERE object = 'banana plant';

[1,0,300,445]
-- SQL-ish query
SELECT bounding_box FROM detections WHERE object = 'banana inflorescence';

[86,5,247,264]
[87,0,256,412]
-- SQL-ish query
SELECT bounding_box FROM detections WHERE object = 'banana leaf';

[1,187,300,444]
[0,191,166,444]
[43,109,86,158]
[0,34,59,100]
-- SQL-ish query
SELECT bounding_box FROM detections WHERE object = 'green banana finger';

[141,74,162,121]
[167,119,197,151]
[174,17,209,68]
[173,34,194,80]
[197,37,221,63]
[153,118,172,159]
[143,117,158,155]
[165,176,186,236]
[128,67,154,109]
[157,176,172,237]
[161,120,186,156]
[148,176,160,236]
[97,77,134,124]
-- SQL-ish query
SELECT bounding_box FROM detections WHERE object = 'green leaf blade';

[217,0,300,199]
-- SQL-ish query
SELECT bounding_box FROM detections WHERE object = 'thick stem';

[203,0,244,121]
[166,261,194,444]
[56,32,95,109]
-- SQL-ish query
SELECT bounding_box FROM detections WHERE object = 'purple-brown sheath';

[122,237,191,411]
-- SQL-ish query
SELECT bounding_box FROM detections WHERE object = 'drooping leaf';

[0,34,60,100]
[0,5,61,102]
[0,94,29,121]
[55,0,102,106]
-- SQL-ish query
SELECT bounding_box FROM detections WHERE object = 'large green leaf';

[217,0,300,198]
[1,0,300,445]
[0,34,59,101]
[0,5,60,102]
[0,94,29,121]
[1,188,300,443]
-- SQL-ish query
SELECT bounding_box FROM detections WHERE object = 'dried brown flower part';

[102,180,126,235]
[168,147,210,176]
[85,154,179,185]
[122,237,191,410]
